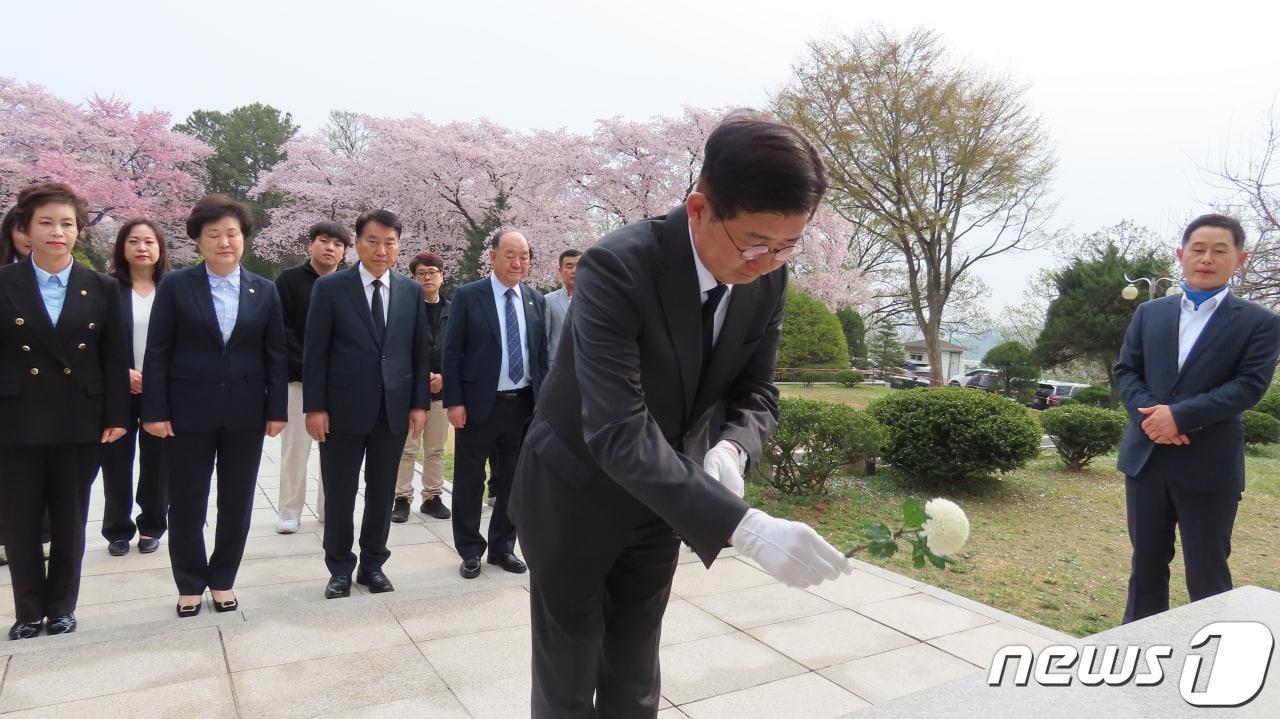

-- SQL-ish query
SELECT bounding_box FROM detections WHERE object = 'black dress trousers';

[451,391,532,560]
[100,394,168,542]
[165,428,264,595]
[319,402,405,578]
[0,443,101,622]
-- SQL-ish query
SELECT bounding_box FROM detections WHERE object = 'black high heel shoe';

[176,601,202,618]
[211,593,238,613]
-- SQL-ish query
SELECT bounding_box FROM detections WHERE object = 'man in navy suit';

[304,209,429,599]
[443,228,548,579]
[1115,213,1280,622]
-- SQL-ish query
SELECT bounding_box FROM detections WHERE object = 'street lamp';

[1122,274,1180,301]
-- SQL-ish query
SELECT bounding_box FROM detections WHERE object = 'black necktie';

[702,283,727,377]
[371,278,386,341]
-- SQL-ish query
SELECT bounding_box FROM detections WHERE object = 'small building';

[902,338,966,381]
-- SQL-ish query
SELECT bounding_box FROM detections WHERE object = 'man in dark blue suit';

[1115,213,1280,622]
[443,228,548,579]
[304,209,429,599]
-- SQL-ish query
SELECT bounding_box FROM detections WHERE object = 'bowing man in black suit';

[142,195,288,618]
[509,112,851,717]
[0,182,130,640]
[442,228,548,579]
[304,210,429,599]
[1115,213,1280,623]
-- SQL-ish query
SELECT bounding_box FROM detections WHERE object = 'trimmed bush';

[1243,410,1280,447]
[762,397,887,495]
[778,290,847,368]
[868,387,1041,484]
[1254,384,1280,421]
[797,370,825,387]
[1040,404,1127,470]
[1071,385,1114,408]
[834,369,865,387]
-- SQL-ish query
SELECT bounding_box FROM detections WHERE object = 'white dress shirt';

[1177,286,1231,371]
[490,273,530,390]
[131,289,155,369]
[358,263,391,323]
[689,221,733,343]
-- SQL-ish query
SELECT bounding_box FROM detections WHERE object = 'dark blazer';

[141,264,288,432]
[275,261,323,382]
[1115,292,1280,492]
[303,265,429,435]
[0,260,130,445]
[441,276,548,424]
[509,205,780,566]
[426,297,450,401]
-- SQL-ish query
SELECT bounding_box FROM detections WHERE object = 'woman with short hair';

[0,182,131,639]
[142,195,287,617]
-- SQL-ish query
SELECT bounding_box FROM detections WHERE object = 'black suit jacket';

[441,276,548,424]
[509,205,781,567]
[1115,291,1280,492]
[141,264,288,432]
[0,259,130,445]
[303,265,429,435]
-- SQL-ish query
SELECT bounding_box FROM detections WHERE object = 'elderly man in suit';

[509,112,851,717]
[1115,213,1280,623]
[0,182,129,639]
[304,209,429,599]
[543,249,579,368]
[443,228,548,579]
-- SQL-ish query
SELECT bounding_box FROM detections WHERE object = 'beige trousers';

[396,399,447,501]
[277,382,325,522]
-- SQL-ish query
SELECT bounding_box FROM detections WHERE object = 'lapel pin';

[249,288,256,294]
[14,317,23,325]
[80,290,87,296]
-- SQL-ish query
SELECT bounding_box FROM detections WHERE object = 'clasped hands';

[1138,404,1189,445]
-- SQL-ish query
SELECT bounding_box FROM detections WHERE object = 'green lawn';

[765,384,1280,637]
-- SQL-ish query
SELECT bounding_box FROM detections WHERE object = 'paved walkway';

[0,437,1070,718]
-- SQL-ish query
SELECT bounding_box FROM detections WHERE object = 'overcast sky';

[4,0,1278,310]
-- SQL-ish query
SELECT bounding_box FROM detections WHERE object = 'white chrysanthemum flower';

[920,498,969,556]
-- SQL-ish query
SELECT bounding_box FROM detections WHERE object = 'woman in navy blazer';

[142,195,287,617]
[99,219,171,557]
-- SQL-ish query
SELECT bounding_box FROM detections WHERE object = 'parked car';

[964,370,1003,392]
[904,362,932,380]
[1029,381,1092,410]
[950,367,997,387]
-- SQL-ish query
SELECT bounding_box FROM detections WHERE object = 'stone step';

[1,564,529,659]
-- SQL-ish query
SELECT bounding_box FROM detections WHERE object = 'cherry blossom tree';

[0,77,211,254]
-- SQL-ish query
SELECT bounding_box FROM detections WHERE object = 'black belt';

[496,387,532,400]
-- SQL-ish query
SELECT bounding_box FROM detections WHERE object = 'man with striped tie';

[442,228,549,579]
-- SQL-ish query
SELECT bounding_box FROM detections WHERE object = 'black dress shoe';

[8,621,41,640]
[45,615,76,635]
[355,568,394,593]
[459,557,482,579]
[324,576,352,599]
[176,600,202,618]
[107,539,130,556]
[390,497,410,524]
[138,536,160,554]
[420,496,451,519]
[211,594,239,613]
[487,552,527,574]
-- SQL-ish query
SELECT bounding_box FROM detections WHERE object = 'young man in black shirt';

[393,251,452,521]
[273,222,349,533]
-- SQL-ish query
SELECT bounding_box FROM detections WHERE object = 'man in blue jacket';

[1115,213,1280,622]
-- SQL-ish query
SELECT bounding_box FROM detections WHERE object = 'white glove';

[704,440,747,498]
[731,509,851,588]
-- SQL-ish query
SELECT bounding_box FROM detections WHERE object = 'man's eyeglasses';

[413,268,443,279]
[721,221,804,262]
